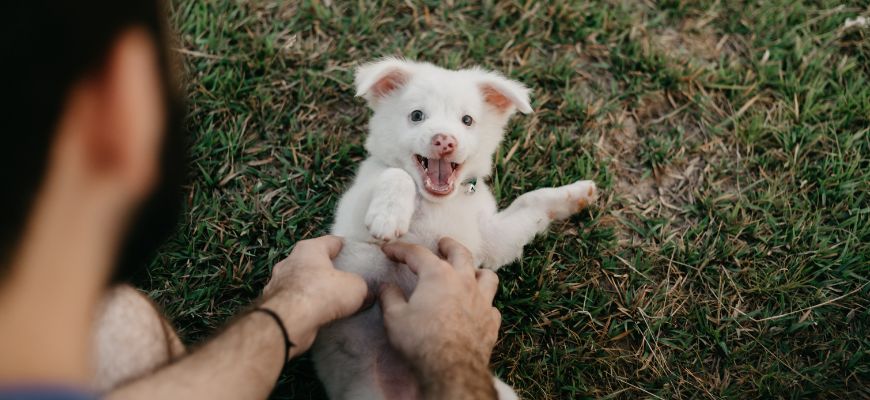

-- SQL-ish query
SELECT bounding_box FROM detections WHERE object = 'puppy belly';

[331,240,417,286]
[313,240,420,400]
[375,345,420,400]
[314,306,420,400]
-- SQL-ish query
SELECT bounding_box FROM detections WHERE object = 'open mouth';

[414,155,461,196]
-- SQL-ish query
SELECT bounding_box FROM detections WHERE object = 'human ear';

[89,28,165,200]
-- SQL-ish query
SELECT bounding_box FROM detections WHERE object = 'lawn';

[145,0,869,398]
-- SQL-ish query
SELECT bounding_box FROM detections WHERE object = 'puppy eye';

[409,110,425,122]
[461,115,474,126]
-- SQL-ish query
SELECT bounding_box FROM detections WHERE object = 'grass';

[144,0,869,398]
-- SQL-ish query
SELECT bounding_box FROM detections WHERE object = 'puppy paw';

[364,168,417,242]
[549,180,597,220]
[365,210,410,242]
[568,180,598,210]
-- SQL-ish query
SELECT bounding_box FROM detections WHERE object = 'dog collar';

[461,177,478,194]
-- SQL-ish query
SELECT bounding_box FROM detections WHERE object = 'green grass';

[146,1,869,398]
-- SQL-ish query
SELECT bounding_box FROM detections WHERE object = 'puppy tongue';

[426,158,452,188]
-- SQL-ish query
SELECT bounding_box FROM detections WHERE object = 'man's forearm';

[417,347,497,400]
[107,301,308,400]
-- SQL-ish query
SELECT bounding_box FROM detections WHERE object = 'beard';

[112,103,187,283]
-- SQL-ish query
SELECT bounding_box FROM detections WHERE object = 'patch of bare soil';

[649,25,724,68]
[598,13,743,248]
[600,107,734,242]
[596,110,649,248]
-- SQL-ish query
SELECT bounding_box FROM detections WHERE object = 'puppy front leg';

[364,168,417,241]
[481,180,597,270]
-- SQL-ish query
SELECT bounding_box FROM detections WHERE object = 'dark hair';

[1,1,187,281]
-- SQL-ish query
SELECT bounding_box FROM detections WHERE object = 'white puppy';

[312,58,597,400]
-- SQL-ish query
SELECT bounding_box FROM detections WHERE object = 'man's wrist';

[414,349,497,400]
[259,291,320,357]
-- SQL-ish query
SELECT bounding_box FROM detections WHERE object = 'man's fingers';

[382,241,445,275]
[490,308,502,328]
[438,237,475,276]
[296,235,344,260]
[346,271,380,314]
[378,283,407,315]
[318,235,344,259]
[476,269,499,304]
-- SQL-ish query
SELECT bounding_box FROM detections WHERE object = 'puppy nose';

[431,134,457,156]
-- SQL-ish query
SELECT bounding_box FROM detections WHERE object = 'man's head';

[1,1,186,281]
[354,58,531,201]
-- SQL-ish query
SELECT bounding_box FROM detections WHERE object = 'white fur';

[313,58,597,400]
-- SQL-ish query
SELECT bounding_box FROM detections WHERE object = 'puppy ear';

[476,71,532,114]
[355,58,412,105]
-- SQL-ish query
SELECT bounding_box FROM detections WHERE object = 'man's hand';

[107,236,368,400]
[380,237,501,400]
[261,235,368,354]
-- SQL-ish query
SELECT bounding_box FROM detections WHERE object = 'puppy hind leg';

[480,180,597,270]
[493,376,519,400]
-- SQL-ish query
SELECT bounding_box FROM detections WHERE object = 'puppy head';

[355,58,531,201]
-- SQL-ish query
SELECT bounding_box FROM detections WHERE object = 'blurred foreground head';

[0,1,186,282]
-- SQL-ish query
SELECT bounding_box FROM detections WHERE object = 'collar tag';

[462,177,477,195]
